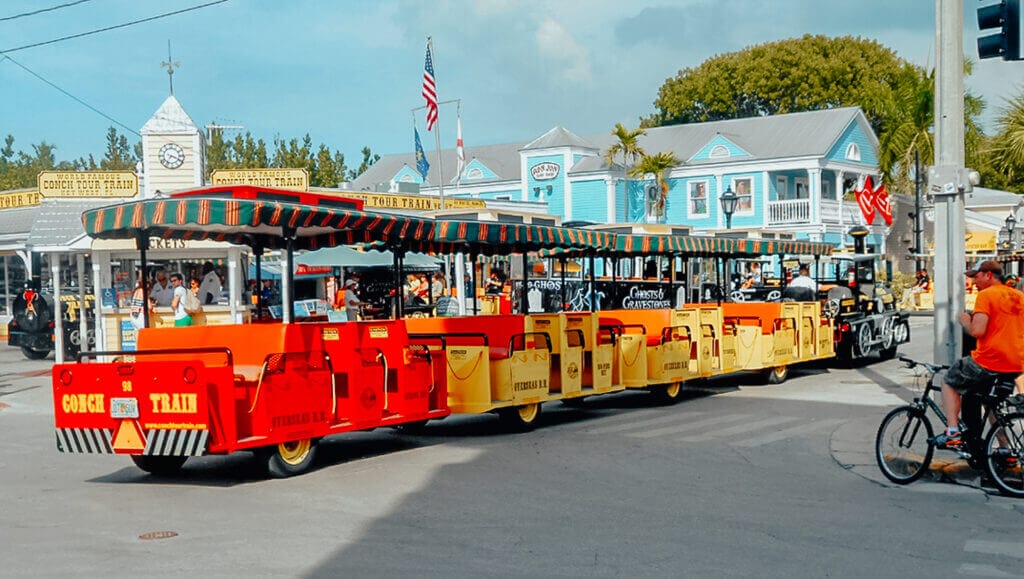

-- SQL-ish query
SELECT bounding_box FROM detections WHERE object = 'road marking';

[676,415,801,443]
[964,540,1024,559]
[959,563,1016,577]
[734,419,843,447]
[627,413,752,439]
[587,412,704,435]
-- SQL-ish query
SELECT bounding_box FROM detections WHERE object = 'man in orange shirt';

[937,260,1024,456]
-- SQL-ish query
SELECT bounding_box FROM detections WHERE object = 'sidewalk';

[832,415,990,492]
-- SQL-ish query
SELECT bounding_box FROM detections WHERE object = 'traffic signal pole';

[931,0,967,366]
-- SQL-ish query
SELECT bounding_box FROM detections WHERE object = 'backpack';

[183,290,202,315]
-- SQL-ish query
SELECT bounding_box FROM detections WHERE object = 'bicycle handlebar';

[897,355,949,373]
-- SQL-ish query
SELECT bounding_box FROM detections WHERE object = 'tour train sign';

[210,168,309,191]
[37,171,138,198]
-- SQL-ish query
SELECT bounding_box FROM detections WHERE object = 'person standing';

[198,262,222,305]
[151,271,173,307]
[431,271,446,300]
[343,278,365,322]
[170,273,192,327]
[936,260,1024,459]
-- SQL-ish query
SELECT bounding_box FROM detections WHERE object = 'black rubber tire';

[392,420,430,434]
[264,439,318,478]
[875,406,934,484]
[984,412,1024,497]
[131,455,187,476]
[764,365,789,384]
[560,397,588,408]
[21,346,49,360]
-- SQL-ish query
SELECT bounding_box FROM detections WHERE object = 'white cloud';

[535,18,592,83]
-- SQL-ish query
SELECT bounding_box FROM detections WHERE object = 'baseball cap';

[345,279,357,287]
[965,259,1002,277]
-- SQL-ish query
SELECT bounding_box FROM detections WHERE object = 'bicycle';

[875,355,1024,497]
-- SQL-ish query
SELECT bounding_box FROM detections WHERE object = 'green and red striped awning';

[611,234,834,257]
[81,194,434,251]
[405,220,616,256]
[731,238,835,257]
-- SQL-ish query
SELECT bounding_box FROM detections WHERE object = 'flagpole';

[455,101,462,196]
[427,37,446,210]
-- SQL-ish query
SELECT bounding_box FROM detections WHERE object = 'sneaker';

[933,430,964,449]
[992,448,1021,470]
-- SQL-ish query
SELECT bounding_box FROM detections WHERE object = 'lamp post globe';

[720,187,738,230]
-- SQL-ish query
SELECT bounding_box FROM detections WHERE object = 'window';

[467,167,483,180]
[776,176,788,200]
[795,178,808,199]
[733,177,753,213]
[709,145,730,159]
[845,143,861,162]
[689,181,708,216]
[821,180,832,199]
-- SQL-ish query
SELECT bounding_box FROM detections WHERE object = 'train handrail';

[408,332,489,349]
[565,328,585,350]
[508,331,552,355]
[76,346,234,366]
[660,324,691,344]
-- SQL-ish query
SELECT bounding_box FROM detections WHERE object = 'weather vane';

[161,40,179,95]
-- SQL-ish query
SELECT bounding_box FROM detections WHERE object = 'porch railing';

[767,199,811,225]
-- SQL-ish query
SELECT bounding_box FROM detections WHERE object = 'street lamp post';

[720,187,738,230]
[1006,213,1017,250]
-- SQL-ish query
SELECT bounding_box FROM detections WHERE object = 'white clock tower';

[140,49,205,197]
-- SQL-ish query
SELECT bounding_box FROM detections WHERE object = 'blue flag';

[415,127,430,180]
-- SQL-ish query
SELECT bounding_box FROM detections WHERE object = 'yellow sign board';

[210,168,309,191]
[336,191,486,211]
[0,189,42,209]
[966,230,996,253]
[37,171,138,198]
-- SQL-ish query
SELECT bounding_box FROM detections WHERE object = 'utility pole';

[931,0,978,365]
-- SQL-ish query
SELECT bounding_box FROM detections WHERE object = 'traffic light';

[978,0,1021,61]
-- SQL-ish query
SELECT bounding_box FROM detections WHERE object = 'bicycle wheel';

[875,406,934,484]
[984,412,1024,497]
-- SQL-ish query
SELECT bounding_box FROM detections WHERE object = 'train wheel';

[499,403,541,431]
[764,365,789,384]
[855,323,873,358]
[650,382,683,404]
[21,346,48,360]
[131,455,187,476]
[265,438,317,478]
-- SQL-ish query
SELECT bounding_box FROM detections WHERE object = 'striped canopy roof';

[402,220,616,256]
[612,234,834,257]
[81,188,434,251]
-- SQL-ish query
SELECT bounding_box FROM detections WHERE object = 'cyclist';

[937,260,1024,459]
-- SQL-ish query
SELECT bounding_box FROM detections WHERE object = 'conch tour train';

[50,185,909,477]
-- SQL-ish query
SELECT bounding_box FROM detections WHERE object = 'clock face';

[159,143,185,169]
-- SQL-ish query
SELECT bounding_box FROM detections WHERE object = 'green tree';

[629,151,680,222]
[347,146,379,181]
[99,127,138,170]
[646,35,908,132]
[311,144,348,187]
[604,123,646,220]
[983,91,1024,193]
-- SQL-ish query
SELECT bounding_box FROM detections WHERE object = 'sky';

[2,0,1024,170]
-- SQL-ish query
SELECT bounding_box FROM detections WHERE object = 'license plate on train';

[110,398,139,419]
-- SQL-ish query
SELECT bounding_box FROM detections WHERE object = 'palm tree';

[604,123,647,221]
[630,151,681,222]
[987,91,1024,190]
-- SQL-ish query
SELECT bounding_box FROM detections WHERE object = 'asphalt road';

[3,317,1024,578]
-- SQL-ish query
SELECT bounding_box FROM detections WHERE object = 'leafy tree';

[646,35,907,133]
[347,146,379,181]
[99,127,138,170]
[311,144,347,187]
[982,91,1024,193]
[630,151,680,222]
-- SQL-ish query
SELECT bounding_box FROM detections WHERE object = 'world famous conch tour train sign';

[37,171,139,198]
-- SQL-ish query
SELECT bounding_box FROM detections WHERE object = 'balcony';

[767,199,811,225]
[766,199,865,227]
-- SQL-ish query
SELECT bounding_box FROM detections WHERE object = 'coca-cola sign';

[531,162,560,181]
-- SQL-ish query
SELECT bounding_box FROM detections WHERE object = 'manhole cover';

[138,531,178,540]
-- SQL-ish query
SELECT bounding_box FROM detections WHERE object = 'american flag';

[422,41,438,131]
